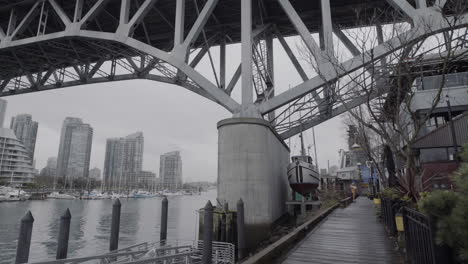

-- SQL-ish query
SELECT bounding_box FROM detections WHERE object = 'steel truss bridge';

[0,0,467,139]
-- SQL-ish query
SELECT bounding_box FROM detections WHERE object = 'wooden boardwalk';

[281,197,401,264]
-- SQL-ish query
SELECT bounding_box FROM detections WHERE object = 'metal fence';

[381,198,405,236]
[27,240,235,264]
[402,207,436,264]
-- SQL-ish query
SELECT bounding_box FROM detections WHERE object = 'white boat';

[48,191,75,199]
[130,190,152,198]
[162,190,183,196]
[287,133,320,195]
[0,186,29,201]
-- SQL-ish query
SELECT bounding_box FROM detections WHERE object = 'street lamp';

[445,95,459,164]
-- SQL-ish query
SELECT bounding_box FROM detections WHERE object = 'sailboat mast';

[300,130,306,156]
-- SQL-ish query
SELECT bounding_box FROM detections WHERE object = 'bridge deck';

[281,197,402,264]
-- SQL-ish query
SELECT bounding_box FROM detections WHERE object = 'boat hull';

[287,160,320,195]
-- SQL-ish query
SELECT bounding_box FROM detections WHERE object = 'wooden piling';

[56,208,71,259]
[109,199,121,251]
[237,198,246,260]
[202,201,213,264]
[160,197,168,243]
[15,211,34,264]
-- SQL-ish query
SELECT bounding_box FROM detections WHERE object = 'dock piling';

[160,197,168,244]
[15,211,34,264]
[202,201,213,264]
[237,198,246,260]
[109,199,121,251]
[56,208,71,259]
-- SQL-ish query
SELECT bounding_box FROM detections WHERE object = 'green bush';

[319,189,345,208]
[417,147,468,261]
[449,151,468,261]
[418,190,459,247]
[380,187,401,200]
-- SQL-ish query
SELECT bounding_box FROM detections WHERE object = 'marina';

[0,189,216,263]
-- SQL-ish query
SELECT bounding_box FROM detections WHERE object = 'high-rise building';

[56,117,93,182]
[10,114,38,161]
[103,138,125,189]
[89,167,101,180]
[0,99,7,128]
[103,132,144,189]
[0,128,36,185]
[123,132,144,173]
[40,157,57,177]
[160,151,182,190]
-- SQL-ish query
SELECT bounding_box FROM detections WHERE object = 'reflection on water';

[0,190,216,264]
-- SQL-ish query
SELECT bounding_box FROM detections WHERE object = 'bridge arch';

[0,0,467,138]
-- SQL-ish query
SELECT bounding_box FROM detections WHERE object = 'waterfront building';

[0,128,36,185]
[56,117,93,182]
[89,167,101,180]
[10,114,38,161]
[103,138,125,189]
[123,132,144,175]
[126,170,156,189]
[103,132,143,189]
[0,99,7,128]
[160,151,182,190]
[40,157,57,177]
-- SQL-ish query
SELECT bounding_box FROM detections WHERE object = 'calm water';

[0,190,216,264]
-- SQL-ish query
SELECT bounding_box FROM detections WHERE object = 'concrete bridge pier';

[217,118,290,249]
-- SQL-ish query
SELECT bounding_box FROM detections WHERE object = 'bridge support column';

[217,118,290,249]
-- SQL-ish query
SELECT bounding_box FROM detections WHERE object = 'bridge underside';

[0,0,467,139]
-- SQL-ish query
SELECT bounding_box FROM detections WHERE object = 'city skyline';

[2,84,345,183]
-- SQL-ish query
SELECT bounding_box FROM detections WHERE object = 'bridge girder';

[0,0,467,139]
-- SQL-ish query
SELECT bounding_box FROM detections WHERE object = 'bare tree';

[299,2,468,199]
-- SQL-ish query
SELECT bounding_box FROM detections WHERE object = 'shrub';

[418,147,468,261]
[418,190,459,247]
[449,150,468,261]
[380,187,401,200]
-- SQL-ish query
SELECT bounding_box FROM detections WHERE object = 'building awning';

[413,112,468,149]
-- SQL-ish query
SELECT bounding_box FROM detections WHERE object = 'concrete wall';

[217,118,290,248]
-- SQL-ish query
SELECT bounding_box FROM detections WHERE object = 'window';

[420,148,449,162]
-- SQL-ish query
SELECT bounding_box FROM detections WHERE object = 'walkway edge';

[241,203,339,264]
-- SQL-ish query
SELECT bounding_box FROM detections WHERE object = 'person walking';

[350,181,358,201]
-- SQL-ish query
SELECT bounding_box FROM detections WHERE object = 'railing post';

[202,201,213,264]
[56,208,71,259]
[15,211,34,264]
[237,198,246,260]
[160,197,168,244]
[109,198,121,251]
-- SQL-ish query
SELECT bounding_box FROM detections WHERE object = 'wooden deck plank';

[281,197,402,264]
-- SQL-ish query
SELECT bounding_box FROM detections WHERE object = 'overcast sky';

[2,36,347,182]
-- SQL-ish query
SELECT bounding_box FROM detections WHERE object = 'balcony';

[410,72,468,112]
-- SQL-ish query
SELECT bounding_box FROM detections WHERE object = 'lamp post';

[445,95,459,164]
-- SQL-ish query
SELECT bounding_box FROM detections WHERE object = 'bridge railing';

[402,207,436,264]
[26,240,234,264]
[381,198,406,236]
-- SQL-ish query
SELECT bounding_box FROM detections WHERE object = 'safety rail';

[196,241,235,264]
[26,240,235,264]
[402,207,436,264]
[381,198,405,236]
